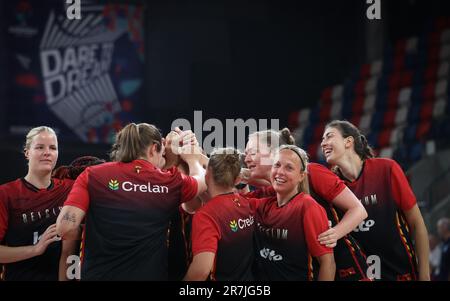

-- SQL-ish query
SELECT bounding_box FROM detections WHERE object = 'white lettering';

[366,255,381,279]
[121,181,169,193]
[237,215,254,229]
[354,219,376,232]
[366,0,381,20]
[66,0,81,20]
[66,255,81,280]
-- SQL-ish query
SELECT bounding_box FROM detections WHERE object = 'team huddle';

[0,120,430,281]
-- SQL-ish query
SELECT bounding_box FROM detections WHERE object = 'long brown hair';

[110,123,162,163]
[326,120,375,160]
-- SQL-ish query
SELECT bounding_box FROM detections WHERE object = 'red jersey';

[64,159,198,280]
[309,163,370,281]
[0,178,74,280]
[191,192,254,280]
[244,163,369,280]
[340,158,418,281]
[252,192,332,280]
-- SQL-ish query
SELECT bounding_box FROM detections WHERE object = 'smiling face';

[270,149,305,197]
[244,135,274,182]
[25,132,59,175]
[321,126,350,165]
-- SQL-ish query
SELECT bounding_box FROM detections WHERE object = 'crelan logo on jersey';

[108,180,119,191]
[107,179,169,193]
[229,220,238,232]
[229,216,254,232]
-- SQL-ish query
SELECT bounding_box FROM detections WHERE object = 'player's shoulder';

[307,162,336,177]
[296,192,316,204]
[89,161,116,171]
[365,157,399,171]
[307,162,328,172]
[52,178,75,189]
[295,192,323,210]
[0,178,22,194]
[201,193,234,212]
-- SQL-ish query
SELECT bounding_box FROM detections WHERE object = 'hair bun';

[280,128,295,145]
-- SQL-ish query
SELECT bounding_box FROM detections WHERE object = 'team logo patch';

[229,220,238,232]
[108,179,119,191]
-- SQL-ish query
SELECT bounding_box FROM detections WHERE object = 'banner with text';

[6,0,145,143]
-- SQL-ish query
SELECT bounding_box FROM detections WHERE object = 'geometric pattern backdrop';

[6,0,144,143]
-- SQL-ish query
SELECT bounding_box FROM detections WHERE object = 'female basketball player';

[321,120,430,281]
[184,148,255,281]
[244,128,369,280]
[252,145,335,280]
[0,126,72,280]
[56,123,207,280]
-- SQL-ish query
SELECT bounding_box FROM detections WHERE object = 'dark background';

[1,0,449,183]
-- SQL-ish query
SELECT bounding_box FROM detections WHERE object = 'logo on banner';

[39,6,126,142]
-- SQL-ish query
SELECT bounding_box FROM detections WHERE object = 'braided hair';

[53,156,105,180]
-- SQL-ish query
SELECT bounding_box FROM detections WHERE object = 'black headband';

[282,147,306,171]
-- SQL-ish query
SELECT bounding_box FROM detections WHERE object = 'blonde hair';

[208,148,241,188]
[278,145,310,194]
[110,123,162,163]
[24,126,57,151]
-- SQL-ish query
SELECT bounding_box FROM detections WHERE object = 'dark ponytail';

[53,156,105,180]
[326,120,375,160]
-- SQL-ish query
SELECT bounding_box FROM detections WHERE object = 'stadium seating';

[289,18,450,169]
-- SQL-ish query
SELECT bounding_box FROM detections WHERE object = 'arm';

[403,204,430,281]
[181,191,210,215]
[58,227,81,281]
[183,252,215,281]
[56,206,85,241]
[389,161,430,280]
[318,187,367,247]
[185,160,207,198]
[240,168,271,187]
[316,253,336,281]
[179,145,207,213]
[303,198,335,280]
[0,223,60,263]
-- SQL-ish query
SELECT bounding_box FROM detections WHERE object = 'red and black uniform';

[191,192,254,281]
[64,159,198,281]
[0,178,74,280]
[338,158,418,281]
[252,192,332,281]
[244,164,369,281]
[168,207,193,280]
[308,163,369,281]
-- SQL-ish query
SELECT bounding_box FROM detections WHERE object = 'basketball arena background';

[0,0,449,283]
